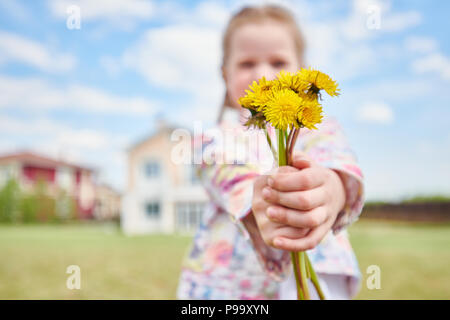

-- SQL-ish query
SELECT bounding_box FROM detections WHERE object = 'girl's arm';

[194,125,292,281]
[193,125,260,239]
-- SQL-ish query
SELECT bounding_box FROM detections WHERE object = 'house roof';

[0,151,94,172]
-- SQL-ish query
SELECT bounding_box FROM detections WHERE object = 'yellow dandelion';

[298,100,324,130]
[238,94,256,110]
[276,70,309,94]
[238,77,274,111]
[299,68,340,99]
[264,88,303,130]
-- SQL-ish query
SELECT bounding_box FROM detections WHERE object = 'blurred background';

[0,0,449,299]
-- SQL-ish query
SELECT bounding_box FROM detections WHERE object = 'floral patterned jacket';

[176,107,365,300]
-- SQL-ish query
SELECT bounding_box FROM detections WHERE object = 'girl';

[176,5,364,300]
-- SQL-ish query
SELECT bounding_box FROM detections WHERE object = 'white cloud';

[381,11,422,32]
[48,0,154,30]
[0,115,126,150]
[0,75,158,115]
[286,0,421,79]
[411,53,450,81]
[91,1,236,127]
[0,115,67,136]
[56,129,110,150]
[0,30,76,72]
[357,102,394,124]
[349,78,440,103]
[122,24,222,91]
[338,0,388,41]
[191,1,231,27]
[333,0,420,42]
[405,36,438,53]
[111,0,429,128]
[120,23,224,127]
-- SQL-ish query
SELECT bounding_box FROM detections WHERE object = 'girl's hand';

[251,165,310,248]
[262,152,346,251]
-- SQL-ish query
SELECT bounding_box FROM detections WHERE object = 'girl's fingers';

[293,151,312,161]
[266,205,327,228]
[292,158,313,170]
[273,220,331,251]
[292,152,317,166]
[262,185,326,211]
[274,226,309,240]
[268,167,324,192]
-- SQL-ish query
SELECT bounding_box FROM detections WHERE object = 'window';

[187,164,200,185]
[175,202,204,232]
[144,161,160,179]
[56,167,73,190]
[145,202,160,218]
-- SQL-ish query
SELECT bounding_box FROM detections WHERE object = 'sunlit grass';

[349,219,450,299]
[0,223,192,299]
[0,220,449,299]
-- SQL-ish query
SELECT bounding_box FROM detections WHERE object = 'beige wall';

[128,128,191,191]
[122,126,209,235]
[94,185,121,220]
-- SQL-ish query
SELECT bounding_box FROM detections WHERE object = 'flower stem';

[306,254,326,300]
[291,252,304,300]
[306,257,311,279]
[277,129,287,166]
[288,128,300,164]
[264,127,277,161]
[286,128,295,157]
[299,251,310,299]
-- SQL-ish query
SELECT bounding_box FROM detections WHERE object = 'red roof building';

[0,151,97,219]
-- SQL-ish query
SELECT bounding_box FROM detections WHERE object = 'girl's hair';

[217,5,306,123]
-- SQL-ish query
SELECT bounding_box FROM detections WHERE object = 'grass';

[349,219,450,299]
[0,222,192,299]
[0,220,449,299]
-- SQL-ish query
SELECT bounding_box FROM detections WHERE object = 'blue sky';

[0,0,449,201]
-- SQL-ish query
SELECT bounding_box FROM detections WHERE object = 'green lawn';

[349,219,450,299]
[0,220,449,299]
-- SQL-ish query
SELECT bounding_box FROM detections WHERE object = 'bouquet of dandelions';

[239,68,339,300]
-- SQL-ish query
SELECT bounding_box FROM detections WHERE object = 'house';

[121,121,208,235]
[0,151,96,219]
[94,183,121,221]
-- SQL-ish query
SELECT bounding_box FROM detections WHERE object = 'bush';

[0,178,78,224]
[19,192,39,223]
[0,179,20,223]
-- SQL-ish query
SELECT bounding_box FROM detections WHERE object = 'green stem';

[299,252,310,299]
[264,127,277,161]
[288,128,300,165]
[291,252,304,300]
[306,254,326,300]
[277,129,287,166]
[279,130,303,300]
[285,129,290,166]
[306,257,311,279]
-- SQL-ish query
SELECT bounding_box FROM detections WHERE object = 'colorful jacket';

[176,107,365,300]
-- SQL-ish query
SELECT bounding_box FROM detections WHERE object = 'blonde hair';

[217,5,306,123]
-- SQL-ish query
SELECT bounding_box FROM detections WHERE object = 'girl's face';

[223,21,302,110]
